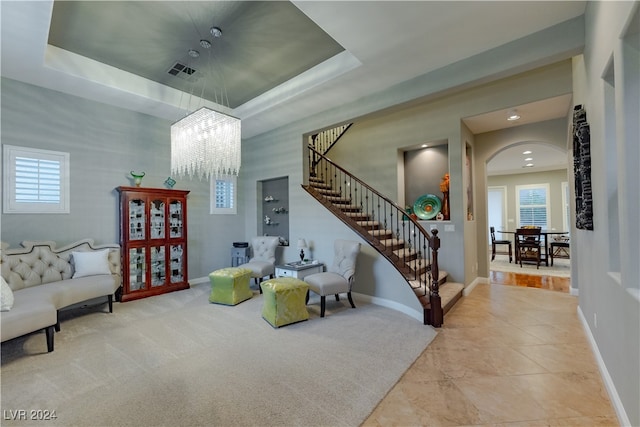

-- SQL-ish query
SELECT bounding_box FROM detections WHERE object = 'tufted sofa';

[1,239,121,352]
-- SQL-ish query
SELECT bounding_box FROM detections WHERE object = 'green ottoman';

[261,277,309,327]
[209,267,253,305]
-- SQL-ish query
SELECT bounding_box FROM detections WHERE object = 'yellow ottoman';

[209,267,253,305]
[261,277,309,327]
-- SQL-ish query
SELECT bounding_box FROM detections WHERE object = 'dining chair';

[490,226,512,262]
[516,228,542,269]
[550,236,570,266]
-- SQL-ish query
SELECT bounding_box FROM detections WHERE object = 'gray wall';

[571,2,639,425]
[404,144,449,210]
[0,78,244,280]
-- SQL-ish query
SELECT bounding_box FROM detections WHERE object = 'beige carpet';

[1,283,436,427]
[490,254,571,277]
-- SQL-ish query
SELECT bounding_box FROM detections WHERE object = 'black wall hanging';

[573,105,594,230]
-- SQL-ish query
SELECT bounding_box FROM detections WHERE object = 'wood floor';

[489,270,571,293]
[363,273,618,426]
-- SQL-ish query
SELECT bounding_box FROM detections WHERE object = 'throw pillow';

[72,249,112,278]
[1,276,14,311]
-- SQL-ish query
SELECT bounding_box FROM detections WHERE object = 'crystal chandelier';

[171,107,241,180]
[170,26,241,180]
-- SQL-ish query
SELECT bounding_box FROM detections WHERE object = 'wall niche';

[403,142,449,220]
[259,176,289,245]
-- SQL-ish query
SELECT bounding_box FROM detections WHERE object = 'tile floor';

[363,278,618,426]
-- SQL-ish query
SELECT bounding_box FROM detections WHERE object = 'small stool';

[208,267,253,306]
[261,277,309,328]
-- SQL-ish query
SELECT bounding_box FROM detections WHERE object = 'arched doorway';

[485,141,571,291]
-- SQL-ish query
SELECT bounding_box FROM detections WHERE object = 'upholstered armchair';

[237,236,280,293]
[304,239,360,317]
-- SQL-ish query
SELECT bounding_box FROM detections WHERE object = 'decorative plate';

[413,194,442,220]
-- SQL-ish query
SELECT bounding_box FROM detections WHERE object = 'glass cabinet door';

[129,247,146,291]
[150,199,165,239]
[129,199,145,240]
[150,245,166,287]
[169,200,183,238]
[170,244,184,283]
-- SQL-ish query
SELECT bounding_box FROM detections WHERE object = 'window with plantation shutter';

[3,145,70,213]
[516,184,549,229]
[210,175,237,214]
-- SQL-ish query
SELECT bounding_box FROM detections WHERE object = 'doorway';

[488,186,507,244]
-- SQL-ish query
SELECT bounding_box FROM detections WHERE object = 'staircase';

[302,145,464,326]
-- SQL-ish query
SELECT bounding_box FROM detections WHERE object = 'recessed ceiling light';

[522,150,532,155]
[188,49,200,58]
[525,163,534,167]
[210,26,222,38]
[199,39,211,49]
[507,109,521,121]
[421,144,428,148]
[524,157,533,161]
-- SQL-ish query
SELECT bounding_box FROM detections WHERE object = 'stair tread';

[394,247,417,257]
[377,239,406,250]
[356,220,380,226]
[379,238,405,244]
[325,196,351,202]
[410,281,463,306]
[347,215,371,220]
[316,189,341,195]
[408,269,449,287]
[439,282,465,307]
[369,229,393,237]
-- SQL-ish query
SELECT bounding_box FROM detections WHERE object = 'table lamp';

[297,238,307,262]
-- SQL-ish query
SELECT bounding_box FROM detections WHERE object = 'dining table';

[498,229,569,266]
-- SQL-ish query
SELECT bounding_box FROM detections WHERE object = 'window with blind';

[3,145,70,214]
[516,184,549,229]
[210,175,237,214]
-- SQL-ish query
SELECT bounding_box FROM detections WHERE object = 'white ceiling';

[1,1,586,173]
[464,94,574,175]
[487,142,570,176]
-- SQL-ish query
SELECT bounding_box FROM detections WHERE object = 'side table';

[231,246,250,267]
[275,261,324,280]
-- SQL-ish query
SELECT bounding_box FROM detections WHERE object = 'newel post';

[430,229,443,327]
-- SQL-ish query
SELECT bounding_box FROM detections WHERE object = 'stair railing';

[304,145,442,326]
[309,123,353,176]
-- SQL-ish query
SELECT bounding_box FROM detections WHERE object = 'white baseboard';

[189,276,209,286]
[577,306,630,426]
[353,292,425,323]
[570,286,579,296]
[464,277,486,295]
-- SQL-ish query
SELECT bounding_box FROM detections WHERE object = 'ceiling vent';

[168,62,198,81]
